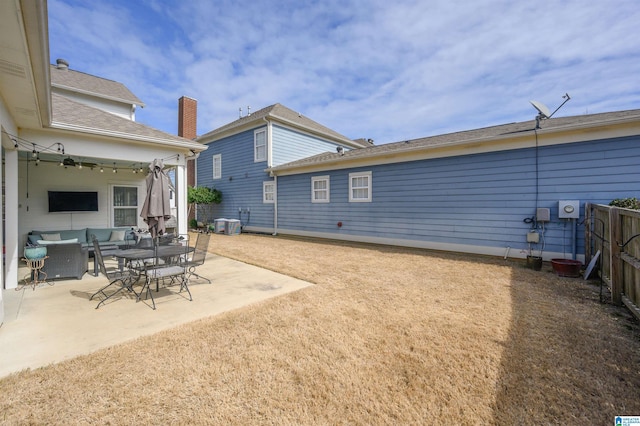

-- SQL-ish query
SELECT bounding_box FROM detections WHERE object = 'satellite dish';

[530,100,551,119]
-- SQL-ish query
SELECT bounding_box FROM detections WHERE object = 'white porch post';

[175,164,188,236]
[4,149,19,290]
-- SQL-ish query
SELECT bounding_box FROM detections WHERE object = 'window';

[112,186,138,226]
[312,176,330,203]
[349,171,372,202]
[212,154,222,179]
[263,181,275,203]
[254,128,267,162]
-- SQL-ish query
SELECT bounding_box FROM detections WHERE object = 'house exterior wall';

[274,135,640,260]
[53,87,135,120]
[197,124,351,230]
[271,124,348,166]
[197,127,273,228]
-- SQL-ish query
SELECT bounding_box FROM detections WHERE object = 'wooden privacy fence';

[585,203,640,319]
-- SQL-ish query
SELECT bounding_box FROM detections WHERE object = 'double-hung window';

[263,181,275,203]
[349,171,372,202]
[212,154,222,179]
[112,185,138,226]
[254,128,267,162]
[311,176,330,203]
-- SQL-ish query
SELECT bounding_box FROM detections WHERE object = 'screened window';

[113,186,138,226]
[263,181,275,203]
[212,154,222,179]
[254,128,267,162]
[349,171,372,202]
[312,176,330,203]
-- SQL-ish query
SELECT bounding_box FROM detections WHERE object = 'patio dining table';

[112,245,194,291]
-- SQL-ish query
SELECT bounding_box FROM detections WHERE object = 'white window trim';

[263,181,275,203]
[349,171,372,203]
[254,128,267,162]
[110,184,140,227]
[311,175,330,203]
[212,154,222,179]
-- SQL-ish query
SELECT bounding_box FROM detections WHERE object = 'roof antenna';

[239,107,242,118]
[530,93,571,129]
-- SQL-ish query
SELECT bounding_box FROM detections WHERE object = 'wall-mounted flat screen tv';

[48,191,99,212]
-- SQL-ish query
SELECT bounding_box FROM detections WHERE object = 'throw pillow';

[41,233,61,241]
[109,230,126,242]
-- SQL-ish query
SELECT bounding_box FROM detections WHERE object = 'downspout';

[264,116,277,235]
[272,173,278,236]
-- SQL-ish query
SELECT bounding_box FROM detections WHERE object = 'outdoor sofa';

[28,227,136,250]
[26,227,136,280]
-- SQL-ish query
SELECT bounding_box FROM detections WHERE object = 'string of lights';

[3,130,182,173]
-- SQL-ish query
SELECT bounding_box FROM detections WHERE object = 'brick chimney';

[178,96,197,139]
[178,96,197,190]
[178,96,198,223]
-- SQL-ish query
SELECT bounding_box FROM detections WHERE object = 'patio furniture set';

[90,232,212,310]
[26,227,137,280]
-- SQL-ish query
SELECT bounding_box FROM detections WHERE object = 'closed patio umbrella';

[140,159,171,238]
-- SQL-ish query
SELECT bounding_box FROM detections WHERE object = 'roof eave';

[49,122,207,151]
[52,83,146,108]
[199,109,357,147]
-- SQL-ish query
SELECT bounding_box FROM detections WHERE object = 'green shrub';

[609,197,640,210]
[189,218,198,229]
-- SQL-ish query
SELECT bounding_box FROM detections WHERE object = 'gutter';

[49,123,207,151]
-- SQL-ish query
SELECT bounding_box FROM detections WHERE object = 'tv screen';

[48,191,99,213]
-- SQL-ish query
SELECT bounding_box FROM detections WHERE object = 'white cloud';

[48,0,640,144]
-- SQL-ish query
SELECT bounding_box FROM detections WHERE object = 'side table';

[20,256,52,290]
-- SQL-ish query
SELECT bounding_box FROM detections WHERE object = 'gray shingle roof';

[199,103,368,147]
[269,109,640,173]
[50,64,144,107]
[51,93,204,149]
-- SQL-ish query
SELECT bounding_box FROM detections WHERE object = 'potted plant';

[24,245,47,260]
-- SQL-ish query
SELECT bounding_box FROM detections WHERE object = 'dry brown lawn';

[1,233,639,425]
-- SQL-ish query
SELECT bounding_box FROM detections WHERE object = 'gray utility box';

[558,200,580,219]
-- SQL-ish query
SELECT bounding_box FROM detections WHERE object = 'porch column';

[174,164,188,236]
[4,149,19,289]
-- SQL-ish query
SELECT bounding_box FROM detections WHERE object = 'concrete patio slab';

[0,254,313,378]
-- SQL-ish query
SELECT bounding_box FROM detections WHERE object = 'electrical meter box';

[558,200,580,219]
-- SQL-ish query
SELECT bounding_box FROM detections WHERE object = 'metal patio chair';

[184,232,212,284]
[89,238,139,309]
[138,238,192,310]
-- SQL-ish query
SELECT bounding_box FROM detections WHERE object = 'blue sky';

[48,0,640,144]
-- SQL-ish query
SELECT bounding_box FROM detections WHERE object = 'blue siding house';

[197,105,640,262]
[195,104,370,231]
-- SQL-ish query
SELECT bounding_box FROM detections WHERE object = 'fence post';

[609,207,622,305]
[584,202,592,265]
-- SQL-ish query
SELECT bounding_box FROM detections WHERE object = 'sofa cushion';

[87,228,114,242]
[32,229,87,244]
[87,227,131,243]
[37,238,79,245]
